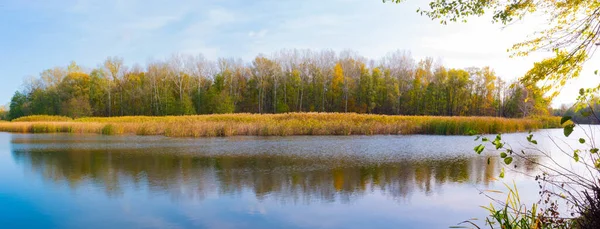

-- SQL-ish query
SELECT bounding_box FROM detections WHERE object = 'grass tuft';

[12,115,73,122]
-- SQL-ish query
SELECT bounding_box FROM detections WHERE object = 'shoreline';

[0,113,562,138]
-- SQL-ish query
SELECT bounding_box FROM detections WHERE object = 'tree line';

[553,97,600,124]
[7,49,551,120]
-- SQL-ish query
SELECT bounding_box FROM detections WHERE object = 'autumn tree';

[0,106,7,120]
[103,57,124,117]
[7,50,547,119]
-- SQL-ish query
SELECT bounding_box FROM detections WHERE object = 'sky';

[0,0,598,107]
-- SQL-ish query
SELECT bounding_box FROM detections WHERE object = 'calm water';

[0,128,583,229]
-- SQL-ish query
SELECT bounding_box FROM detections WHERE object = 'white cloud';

[206,8,236,25]
[248,29,268,38]
[122,16,182,31]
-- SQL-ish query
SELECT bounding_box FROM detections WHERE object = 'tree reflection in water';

[10,134,540,205]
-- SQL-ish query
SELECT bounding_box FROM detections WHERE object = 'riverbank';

[0,113,561,137]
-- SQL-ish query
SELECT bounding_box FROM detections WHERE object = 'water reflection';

[10,134,539,204]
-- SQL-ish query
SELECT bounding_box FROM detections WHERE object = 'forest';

[6,49,551,120]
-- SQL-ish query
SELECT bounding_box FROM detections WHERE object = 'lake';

[0,128,585,229]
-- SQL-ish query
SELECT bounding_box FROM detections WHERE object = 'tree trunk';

[120,88,123,116]
[344,78,348,113]
[299,83,303,112]
[322,82,326,112]
[108,83,111,117]
[274,79,277,113]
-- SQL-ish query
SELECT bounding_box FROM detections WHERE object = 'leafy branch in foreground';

[381,1,600,228]
[467,85,600,228]
[386,0,600,96]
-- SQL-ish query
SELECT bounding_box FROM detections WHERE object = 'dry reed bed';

[0,113,561,137]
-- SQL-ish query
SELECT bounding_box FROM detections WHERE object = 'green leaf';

[564,124,575,137]
[474,144,485,154]
[581,111,591,117]
[487,157,491,165]
[495,142,504,150]
[481,137,488,142]
[500,152,507,158]
[504,157,513,165]
[474,136,481,141]
[595,70,598,75]
[579,88,585,96]
[526,134,537,144]
[579,138,585,144]
[591,148,599,154]
[574,151,580,162]
[560,116,572,125]
[499,168,505,178]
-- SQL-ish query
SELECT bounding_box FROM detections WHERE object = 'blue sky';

[0,0,598,107]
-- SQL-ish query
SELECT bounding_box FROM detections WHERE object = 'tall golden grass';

[0,113,562,137]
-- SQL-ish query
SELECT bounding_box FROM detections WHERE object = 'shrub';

[101,124,116,135]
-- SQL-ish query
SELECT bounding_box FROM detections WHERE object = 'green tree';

[9,91,28,120]
[88,69,108,116]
